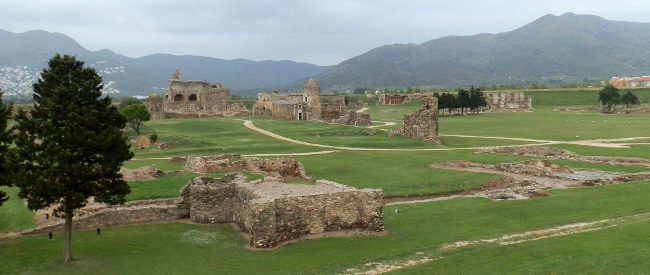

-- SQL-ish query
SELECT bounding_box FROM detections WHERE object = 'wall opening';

[174,94,184,102]
[188,94,198,101]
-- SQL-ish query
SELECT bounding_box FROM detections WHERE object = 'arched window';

[174,94,184,102]
[188,94,198,101]
[165,95,169,99]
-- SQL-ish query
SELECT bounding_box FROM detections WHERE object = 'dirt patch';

[484,145,650,168]
[441,212,650,251]
[428,159,628,201]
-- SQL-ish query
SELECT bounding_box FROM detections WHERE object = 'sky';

[1,0,650,66]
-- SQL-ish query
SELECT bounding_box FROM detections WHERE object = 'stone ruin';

[432,158,650,200]
[179,174,384,248]
[144,69,251,119]
[483,91,532,112]
[338,111,372,126]
[252,79,347,122]
[400,95,440,144]
[183,154,309,179]
[119,165,164,181]
[25,173,384,249]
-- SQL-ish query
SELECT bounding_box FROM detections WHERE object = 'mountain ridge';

[312,12,650,89]
[0,30,330,97]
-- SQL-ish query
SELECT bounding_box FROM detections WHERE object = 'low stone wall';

[23,198,188,235]
[340,111,371,126]
[120,165,163,181]
[184,154,309,179]
[180,175,384,248]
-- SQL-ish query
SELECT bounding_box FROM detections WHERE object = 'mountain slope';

[0,30,329,97]
[314,13,650,88]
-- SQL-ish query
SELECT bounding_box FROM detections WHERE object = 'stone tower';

[302,79,321,120]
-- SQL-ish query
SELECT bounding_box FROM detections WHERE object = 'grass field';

[3,180,650,274]
[527,88,650,107]
[4,88,650,273]
[0,187,34,233]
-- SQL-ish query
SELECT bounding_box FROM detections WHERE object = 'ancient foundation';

[180,174,384,248]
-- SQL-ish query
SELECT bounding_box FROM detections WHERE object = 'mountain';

[0,30,329,98]
[313,13,650,88]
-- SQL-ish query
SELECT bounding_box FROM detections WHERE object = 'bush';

[149,133,158,143]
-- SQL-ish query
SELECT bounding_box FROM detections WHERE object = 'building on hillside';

[609,76,650,88]
[483,91,532,112]
[400,95,440,144]
[144,69,250,119]
[252,79,346,121]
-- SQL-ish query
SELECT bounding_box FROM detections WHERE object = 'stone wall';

[340,111,372,126]
[144,94,165,120]
[23,198,188,235]
[184,154,309,179]
[484,91,532,112]
[120,165,163,181]
[252,79,346,122]
[400,96,440,144]
[145,69,233,119]
[180,175,384,248]
[271,101,302,120]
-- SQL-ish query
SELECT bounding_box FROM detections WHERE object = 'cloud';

[1,0,649,65]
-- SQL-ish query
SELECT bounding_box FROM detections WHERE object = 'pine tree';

[0,91,12,206]
[9,54,133,262]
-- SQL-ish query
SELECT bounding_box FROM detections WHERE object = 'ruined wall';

[180,176,384,248]
[23,198,188,235]
[484,91,532,112]
[183,155,310,179]
[303,79,321,120]
[271,102,300,120]
[144,94,165,120]
[320,95,346,120]
[400,96,440,144]
[159,70,231,117]
[341,111,372,126]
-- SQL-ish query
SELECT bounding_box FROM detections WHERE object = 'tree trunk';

[63,210,73,262]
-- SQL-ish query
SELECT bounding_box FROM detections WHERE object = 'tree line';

[434,86,488,116]
[598,84,641,112]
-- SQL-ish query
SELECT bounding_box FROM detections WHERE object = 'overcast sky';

[2,0,649,66]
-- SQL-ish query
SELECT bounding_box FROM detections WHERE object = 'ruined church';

[252,79,346,121]
[145,69,248,119]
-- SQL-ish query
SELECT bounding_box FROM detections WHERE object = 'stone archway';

[188,94,198,101]
[174,94,184,102]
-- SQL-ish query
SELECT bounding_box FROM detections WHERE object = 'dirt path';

[356,107,369,113]
[241,119,550,152]
[368,120,397,129]
[346,212,650,274]
[243,119,650,151]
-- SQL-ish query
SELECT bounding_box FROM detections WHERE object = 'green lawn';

[5,88,650,273]
[527,88,650,107]
[4,180,650,274]
[296,151,535,197]
[398,217,650,274]
[0,187,34,233]
[131,117,317,160]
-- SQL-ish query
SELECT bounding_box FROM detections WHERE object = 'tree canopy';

[0,91,12,207]
[599,84,621,112]
[118,96,142,110]
[9,54,133,262]
[621,91,640,109]
[120,103,151,135]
